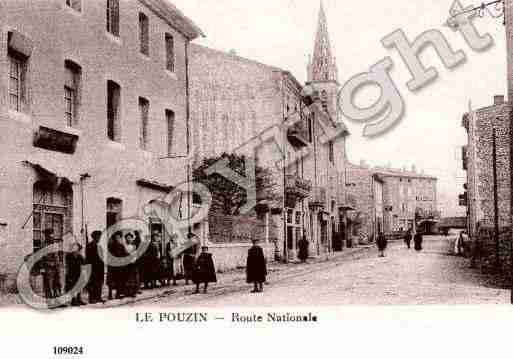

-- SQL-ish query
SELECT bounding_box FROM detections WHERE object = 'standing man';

[376,232,388,257]
[414,231,423,252]
[193,246,217,294]
[297,233,310,263]
[65,242,86,306]
[246,239,267,293]
[86,230,105,304]
[404,230,412,249]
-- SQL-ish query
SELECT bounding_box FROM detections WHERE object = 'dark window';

[328,141,334,164]
[139,12,149,55]
[165,33,175,72]
[321,90,328,113]
[308,115,313,143]
[106,0,119,36]
[166,109,175,156]
[8,55,23,112]
[139,97,149,150]
[106,198,122,229]
[107,80,121,141]
[66,0,81,12]
[64,60,81,126]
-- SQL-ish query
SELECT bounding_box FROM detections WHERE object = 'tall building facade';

[0,0,203,289]
[189,3,351,261]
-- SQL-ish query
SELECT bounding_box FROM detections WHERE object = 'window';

[66,0,81,12]
[106,0,119,36]
[33,181,72,254]
[328,140,334,164]
[321,90,328,113]
[64,60,81,126]
[106,198,122,229]
[107,80,121,141]
[8,55,24,112]
[139,97,149,150]
[308,115,313,143]
[165,33,175,72]
[166,109,175,156]
[139,12,149,55]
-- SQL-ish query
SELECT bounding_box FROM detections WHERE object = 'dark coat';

[85,241,105,287]
[65,252,84,292]
[107,238,127,288]
[141,241,161,282]
[193,253,217,284]
[414,233,423,251]
[183,253,195,280]
[297,238,309,261]
[246,245,267,284]
[377,234,388,251]
[404,233,412,244]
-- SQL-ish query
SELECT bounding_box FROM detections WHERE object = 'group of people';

[376,230,424,257]
[38,228,221,307]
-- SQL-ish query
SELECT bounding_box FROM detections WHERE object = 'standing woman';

[65,242,86,306]
[193,246,217,294]
[404,230,412,249]
[123,232,139,298]
[107,231,124,300]
[414,232,423,252]
[246,239,267,293]
[376,232,388,257]
[182,246,196,285]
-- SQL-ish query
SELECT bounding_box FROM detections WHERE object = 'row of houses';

[0,0,438,291]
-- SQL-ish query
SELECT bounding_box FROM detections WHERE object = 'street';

[135,235,509,307]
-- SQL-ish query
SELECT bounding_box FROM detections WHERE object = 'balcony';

[287,120,309,148]
[33,126,79,154]
[309,186,326,209]
[285,175,312,199]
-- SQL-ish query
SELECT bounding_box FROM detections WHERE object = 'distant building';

[347,163,438,236]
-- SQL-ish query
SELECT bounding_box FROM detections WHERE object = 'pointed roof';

[309,1,338,82]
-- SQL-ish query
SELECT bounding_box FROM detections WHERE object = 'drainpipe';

[185,41,192,235]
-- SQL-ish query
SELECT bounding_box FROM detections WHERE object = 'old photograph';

[1,0,513,312]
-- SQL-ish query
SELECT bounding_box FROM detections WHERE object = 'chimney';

[494,95,505,105]
[412,164,417,173]
[506,1,513,102]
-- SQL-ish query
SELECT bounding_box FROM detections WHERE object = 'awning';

[23,159,82,183]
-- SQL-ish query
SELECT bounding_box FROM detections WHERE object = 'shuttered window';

[139,97,149,150]
[166,110,175,156]
[106,0,119,36]
[165,33,175,72]
[139,13,149,55]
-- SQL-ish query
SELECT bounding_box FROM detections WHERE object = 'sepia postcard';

[1,0,513,357]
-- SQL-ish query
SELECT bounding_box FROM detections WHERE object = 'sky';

[171,0,509,217]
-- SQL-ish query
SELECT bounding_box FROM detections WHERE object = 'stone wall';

[209,214,266,243]
[209,242,275,273]
[475,226,512,281]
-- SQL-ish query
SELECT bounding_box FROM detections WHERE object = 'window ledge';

[138,52,151,62]
[165,70,178,80]
[63,5,83,17]
[62,125,82,137]
[8,110,31,124]
[105,31,122,46]
[106,140,126,150]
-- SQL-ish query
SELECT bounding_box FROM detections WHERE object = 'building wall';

[463,100,512,234]
[346,163,375,242]
[0,0,195,288]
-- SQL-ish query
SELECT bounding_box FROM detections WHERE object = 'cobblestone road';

[139,235,509,307]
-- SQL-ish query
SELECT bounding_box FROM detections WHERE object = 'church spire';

[308,1,338,83]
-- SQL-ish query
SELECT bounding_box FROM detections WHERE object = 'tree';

[193,153,278,216]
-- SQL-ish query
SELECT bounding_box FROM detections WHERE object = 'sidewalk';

[100,244,375,308]
[0,244,375,308]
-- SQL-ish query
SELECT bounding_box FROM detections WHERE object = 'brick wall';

[475,227,512,281]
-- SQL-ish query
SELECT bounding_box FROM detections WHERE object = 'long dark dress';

[160,242,174,284]
[246,245,267,284]
[193,253,217,284]
[297,238,309,262]
[414,233,423,251]
[141,242,161,285]
[107,238,125,291]
[404,233,412,248]
[65,252,84,305]
[85,241,105,302]
[377,234,388,251]
[183,253,195,282]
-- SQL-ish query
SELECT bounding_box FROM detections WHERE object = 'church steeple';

[308,1,338,83]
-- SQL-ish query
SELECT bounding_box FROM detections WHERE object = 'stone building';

[189,3,351,262]
[346,162,437,239]
[461,95,512,236]
[0,0,203,290]
[345,161,384,243]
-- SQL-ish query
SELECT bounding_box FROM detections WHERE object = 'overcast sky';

[172,0,508,217]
